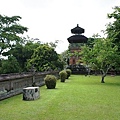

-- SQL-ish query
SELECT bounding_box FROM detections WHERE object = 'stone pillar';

[23,87,40,101]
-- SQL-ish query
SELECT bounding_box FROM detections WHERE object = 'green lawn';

[0,75,120,120]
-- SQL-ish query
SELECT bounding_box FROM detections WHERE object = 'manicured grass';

[0,75,120,120]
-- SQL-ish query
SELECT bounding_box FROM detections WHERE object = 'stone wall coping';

[23,87,39,89]
[0,71,59,82]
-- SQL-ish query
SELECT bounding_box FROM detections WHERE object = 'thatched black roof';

[67,35,88,43]
[71,24,84,34]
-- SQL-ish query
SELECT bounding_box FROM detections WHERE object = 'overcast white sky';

[0,0,119,53]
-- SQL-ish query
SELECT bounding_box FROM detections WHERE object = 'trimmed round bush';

[44,75,57,89]
[59,70,67,82]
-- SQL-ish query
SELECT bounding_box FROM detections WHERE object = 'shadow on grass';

[105,82,120,87]
[72,75,120,87]
[79,80,120,86]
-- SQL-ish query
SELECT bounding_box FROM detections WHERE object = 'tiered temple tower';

[67,24,88,74]
[67,24,88,65]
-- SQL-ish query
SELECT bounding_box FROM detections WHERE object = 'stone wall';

[0,71,59,100]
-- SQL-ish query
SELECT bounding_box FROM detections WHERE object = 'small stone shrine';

[23,87,40,101]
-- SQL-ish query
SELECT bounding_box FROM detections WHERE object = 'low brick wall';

[0,71,59,100]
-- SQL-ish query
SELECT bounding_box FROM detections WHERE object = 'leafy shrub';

[66,69,72,79]
[44,75,57,89]
[59,70,67,82]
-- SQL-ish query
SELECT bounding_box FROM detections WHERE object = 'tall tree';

[106,6,120,50]
[105,6,120,71]
[0,15,28,57]
[81,38,120,83]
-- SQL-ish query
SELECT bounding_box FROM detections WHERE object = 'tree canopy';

[106,6,120,50]
[105,6,120,71]
[0,15,28,57]
[27,44,63,72]
[81,38,120,83]
[10,41,41,71]
[0,56,21,74]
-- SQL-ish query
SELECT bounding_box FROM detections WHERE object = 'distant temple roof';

[67,24,88,43]
[71,24,84,34]
[67,35,88,43]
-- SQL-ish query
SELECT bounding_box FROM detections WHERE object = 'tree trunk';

[101,76,105,83]
[101,74,106,83]
[101,66,111,83]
